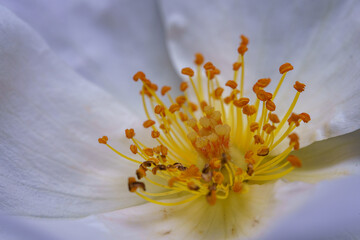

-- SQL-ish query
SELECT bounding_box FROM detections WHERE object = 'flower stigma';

[99,35,310,206]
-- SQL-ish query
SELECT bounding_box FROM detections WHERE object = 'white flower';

[0,0,360,239]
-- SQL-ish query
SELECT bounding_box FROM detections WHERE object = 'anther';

[130,144,138,154]
[179,112,188,122]
[288,133,300,150]
[233,181,243,193]
[143,148,154,157]
[293,81,306,92]
[154,105,165,116]
[213,172,224,185]
[143,120,155,128]
[233,97,250,108]
[181,67,195,77]
[204,106,215,116]
[257,146,269,156]
[256,78,271,88]
[287,155,302,168]
[299,112,311,123]
[206,190,217,206]
[187,182,200,191]
[209,158,221,169]
[250,122,259,132]
[266,100,276,111]
[180,82,188,92]
[189,102,198,112]
[136,166,147,179]
[98,136,108,144]
[243,105,257,116]
[194,53,204,65]
[151,130,160,138]
[237,44,248,56]
[214,87,224,99]
[254,135,265,144]
[125,129,135,139]
[279,63,293,74]
[161,86,171,96]
[128,177,145,192]
[257,90,272,101]
[268,113,280,123]
[240,34,249,45]
[204,62,215,70]
[169,104,180,113]
[133,71,146,82]
[233,62,242,71]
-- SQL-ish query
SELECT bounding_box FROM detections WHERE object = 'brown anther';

[237,44,248,56]
[287,155,302,168]
[143,120,155,128]
[158,164,167,170]
[233,62,242,71]
[160,145,168,156]
[200,101,208,111]
[194,53,204,65]
[243,105,257,116]
[203,62,215,70]
[254,135,265,144]
[181,67,195,77]
[232,181,243,193]
[136,166,147,179]
[142,161,154,168]
[266,100,276,112]
[256,78,271,88]
[154,105,165,116]
[257,90,273,101]
[189,102,198,112]
[98,136,108,144]
[214,87,224,99]
[279,63,294,74]
[257,146,269,156]
[299,113,311,123]
[240,34,249,45]
[128,177,145,192]
[213,172,224,185]
[151,130,160,138]
[268,113,280,123]
[161,86,171,96]
[294,81,306,92]
[133,71,146,82]
[125,129,135,139]
[179,112,188,122]
[187,182,200,191]
[180,82,188,92]
[201,164,212,182]
[175,96,187,106]
[233,97,250,108]
[247,164,254,176]
[151,166,159,175]
[169,104,180,113]
[130,144,138,154]
[206,190,217,206]
[250,122,259,132]
[209,158,221,169]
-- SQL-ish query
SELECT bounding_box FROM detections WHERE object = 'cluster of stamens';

[99,35,310,206]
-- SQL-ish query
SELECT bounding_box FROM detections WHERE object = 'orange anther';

[176,96,187,106]
[233,97,250,108]
[257,90,272,101]
[181,67,195,77]
[253,83,261,94]
[213,172,224,185]
[144,148,154,157]
[206,70,215,80]
[288,113,301,126]
[250,122,259,132]
[254,135,264,144]
[266,100,276,111]
[288,133,300,150]
[232,181,243,193]
[130,144,138,154]
[287,155,302,168]
[168,177,179,187]
[225,80,238,89]
[203,62,215,70]
[235,168,243,176]
[224,96,232,105]
[179,112,188,122]
[180,82,188,92]
[160,145,168,156]
[279,63,293,74]
[256,78,271,88]
[143,120,155,128]
[128,177,145,192]
[136,166,147,179]
[240,34,249,45]
[150,83,158,91]
[294,81,306,92]
[265,125,276,134]
[194,53,204,65]
[133,71,146,81]
[125,129,135,139]
[154,105,165,115]
[200,101,208,111]
[142,78,152,87]
[299,112,311,123]
[268,113,280,123]
[237,44,248,56]
[213,68,221,75]
[169,104,180,113]
[257,146,269,156]
[243,105,257,116]
[233,62,242,71]
[98,136,108,144]
[189,102,198,112]
[209,158,221,169]
[161,86,171,96]
[151,130,160,138]
[214,87,224,99]
[207,190,217,205]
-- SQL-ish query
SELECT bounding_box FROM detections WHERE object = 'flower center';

[99,35,310,206]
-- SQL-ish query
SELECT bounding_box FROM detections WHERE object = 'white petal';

[0,6,146,217]
[285,129,360,183]
[1,0,181,113]
[159,0,360,146]
[261,175,360,240]
[99,181,314,239]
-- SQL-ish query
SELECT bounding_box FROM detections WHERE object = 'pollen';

[99,34,311,206]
